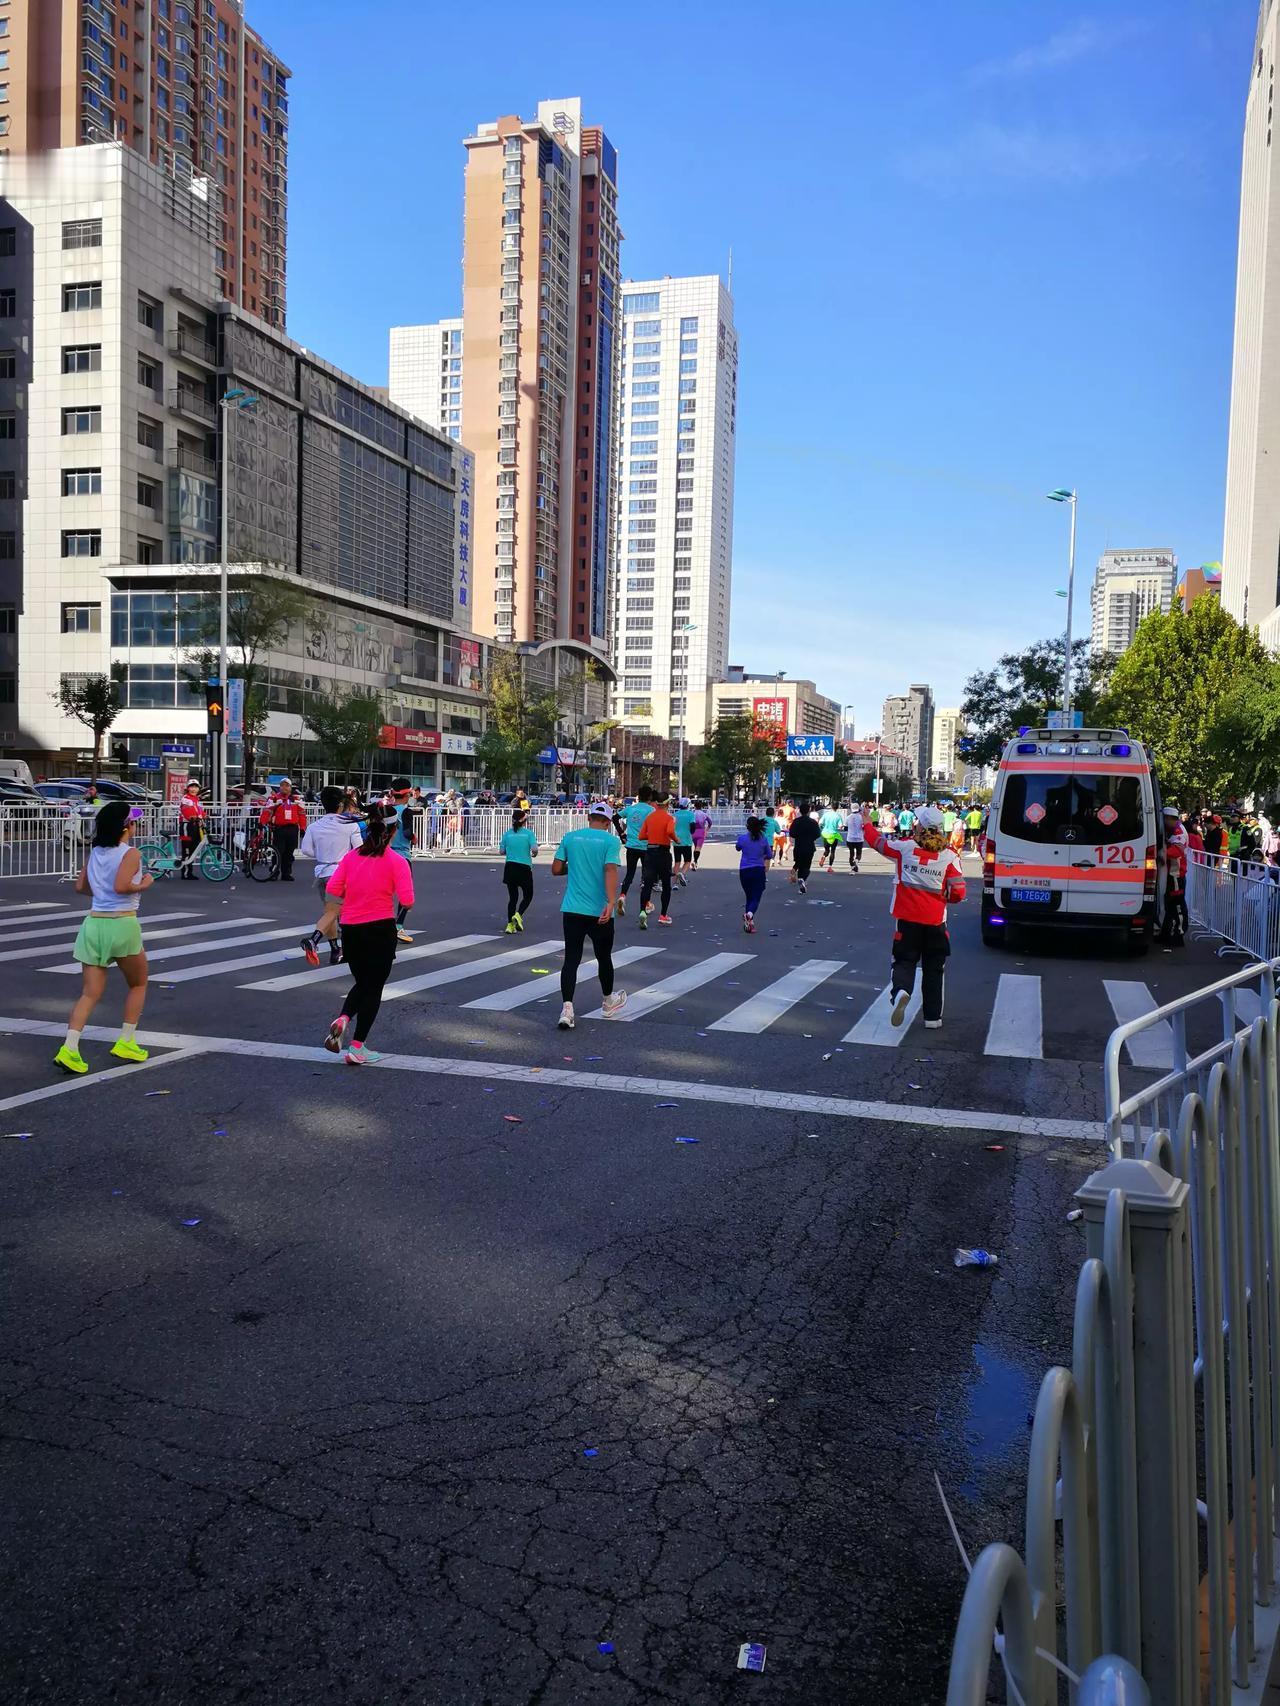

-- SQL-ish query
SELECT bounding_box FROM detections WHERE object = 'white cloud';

[968,19,1137,84]
[899,121,1153,191]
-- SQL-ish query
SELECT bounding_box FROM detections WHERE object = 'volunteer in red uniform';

[178,780,206,880]
[863,803,966,1031]
[260,777,308,881]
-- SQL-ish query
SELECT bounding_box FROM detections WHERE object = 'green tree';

[475,729,536,791]
[52,669,123,781]
[303,686,386,784]
[1211,661,1280,804]
[182,572,311,786]
[961,637,1116,767]
[687,716,777,799]
[779,744,852,802]
[1099,599,1275,807]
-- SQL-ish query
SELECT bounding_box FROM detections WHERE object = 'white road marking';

[1232,989,1264,1026]
[1103,980,1175,1069]
[0,901,68,917]
[7,911,271,947]
[241,933,494,992]
[843,984,923,1046]
[0,912,202,963]
[42,924,305,975]
[464,945,662,1010]
[584,952,755,1021]
[709,959,846,1034]
[381,938,564,1003]
[0,1045,206,1114]
[0,1016,1106,1140]
[984,973,1044,1059]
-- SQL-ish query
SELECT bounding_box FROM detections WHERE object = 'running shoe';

[601,990,628,1018]
[324,1015,349,1054]
[639,910,649,931]
[110,1037,149,1063]
[396,928,414,944]
[798,878,807,894]
[658,915,673,926]
[677,874,687,888]
[923,1019,943,1030]
[744,914,756,934]
[505,921,518,934]
[616,894,626,916]
[301,936,321,968]
[329,947,343,966]
[558,1002,576,1030]
[54,1044,88,1075]
[512,912,524,932]
[890,990,911,1028]
[344,1046,383,1065]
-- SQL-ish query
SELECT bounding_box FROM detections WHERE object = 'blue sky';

[252,0,1253,734]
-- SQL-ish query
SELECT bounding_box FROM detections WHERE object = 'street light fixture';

[1046,488,1078,719]
[217,386,259,802]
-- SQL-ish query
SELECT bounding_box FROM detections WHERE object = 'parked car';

[60,777,154,802]
[0,779,44,807]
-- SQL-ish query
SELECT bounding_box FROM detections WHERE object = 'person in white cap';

[862,803,966,1030]
[673,797,697,886]
[551,801,628,1028]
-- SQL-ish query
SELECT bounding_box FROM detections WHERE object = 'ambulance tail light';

[984,840,996,894]
[1144,845,1157,900]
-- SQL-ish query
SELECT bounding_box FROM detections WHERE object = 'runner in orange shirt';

[637,795,677,927]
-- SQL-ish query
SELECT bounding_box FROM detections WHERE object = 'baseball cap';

[914,805,945,832]
[587,800,614,819]
[1162,803,1180,816]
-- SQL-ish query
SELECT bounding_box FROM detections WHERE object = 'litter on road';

[737,1643,767,1673]
[503,1115,523,1124]
[181,1217,202,1227]
[2,1131,32,1140]
[582,1447,599,1458]
[953,1248,999,1268]
[675,1135,700,1145]
[144,1090,171,1098]
[1066,1208,1084,1222]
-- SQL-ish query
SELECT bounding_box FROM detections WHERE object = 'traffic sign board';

[785,733,836,762]
[162,743,196,756]
[137,755,161,771]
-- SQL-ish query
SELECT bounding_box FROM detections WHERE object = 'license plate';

[1011,888,1053,904]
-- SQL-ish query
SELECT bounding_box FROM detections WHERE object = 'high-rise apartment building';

[388,317,463,438]
[612,274,737,742]
[931,707,964,782]
[7,0,290,328]
[1088,548,1176,654]
[459,96,620,652]
[1223,0,1280,639]
[882,684,934,789]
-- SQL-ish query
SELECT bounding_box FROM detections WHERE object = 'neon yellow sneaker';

[54,1045,88,1075]
[110,1037,150,1063]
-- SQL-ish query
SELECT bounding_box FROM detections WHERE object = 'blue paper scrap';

[598,1642,615,1655]
[181,1217,202,1227]
[582,1447,599,1458]
[737,1642,767,1673]
[675,1135,700,1145]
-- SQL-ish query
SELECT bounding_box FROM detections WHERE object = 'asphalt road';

[0,844,1232,1703]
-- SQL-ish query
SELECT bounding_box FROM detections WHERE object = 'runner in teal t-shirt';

[673,800,697,887]
[499,814,539,933]
[617,786,653,916]
[552,805,628,1029]
[819,804,843,871]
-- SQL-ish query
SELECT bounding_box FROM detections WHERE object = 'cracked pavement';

[0,854,1232,1701]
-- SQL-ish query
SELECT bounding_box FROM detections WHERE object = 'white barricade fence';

[949,958,1280,1703]
[1186,847,1280,962]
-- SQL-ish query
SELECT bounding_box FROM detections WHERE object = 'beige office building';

[459,96,620,654]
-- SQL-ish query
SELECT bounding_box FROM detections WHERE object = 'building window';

[0,413,13,440]
[680,316,698,333]
[0,672,13,704]
[62,468,101,496]
[137,415,161,455]
[137,356,159,391]
[62,219,103,250]
[61,602,101,633]
[0,529,12,558]
[137,477,159,511]
[0,288,13,318]
[62,282,102,311]
[61,529,102,558]
[0,473,14,500]
[62,344,102,374]
[0,350,12,379]
[0,604,14,634]
[680,339,697,356]
[623,293,661,314]
[137,293,161,333]
[62,407,101,435]
[0,227,13,256]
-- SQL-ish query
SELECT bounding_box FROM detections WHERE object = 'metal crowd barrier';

[1186,847,1280,962]
[949,960,1280,1703]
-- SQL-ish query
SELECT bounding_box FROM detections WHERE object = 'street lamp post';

[217,387,258,804]
[1047,488,1078,719]
[676,622,697,800]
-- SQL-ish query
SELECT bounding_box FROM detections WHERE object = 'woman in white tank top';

[55,801,155,1077]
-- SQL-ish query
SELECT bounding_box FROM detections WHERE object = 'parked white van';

[0,758,35,789]
[982,727,1165,952]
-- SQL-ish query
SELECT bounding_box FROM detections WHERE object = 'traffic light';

[205,681,224,735]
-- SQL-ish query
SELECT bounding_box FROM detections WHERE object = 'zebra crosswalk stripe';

[241,933,494,992]
[709,958,846,1034]
[0,912,202,964]
[584,951,755,1022]
[0,901,68,917]
[464,944,663,1011]
[842,985,923,1046]
[1103,979,1175,1069]
[984,973,1043,1059]
[42,924,304,975]
[381,938,565,1003]
[12,911,270,947]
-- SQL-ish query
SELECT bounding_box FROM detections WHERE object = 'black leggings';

[620,847,644,895]
[504,860,533,920]
[848,842,863,868]
[339,919,397,1044]
[640,846,673,913]
[561,913,615,1002]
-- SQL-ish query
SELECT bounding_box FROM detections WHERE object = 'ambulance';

[981,727,1167,952]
